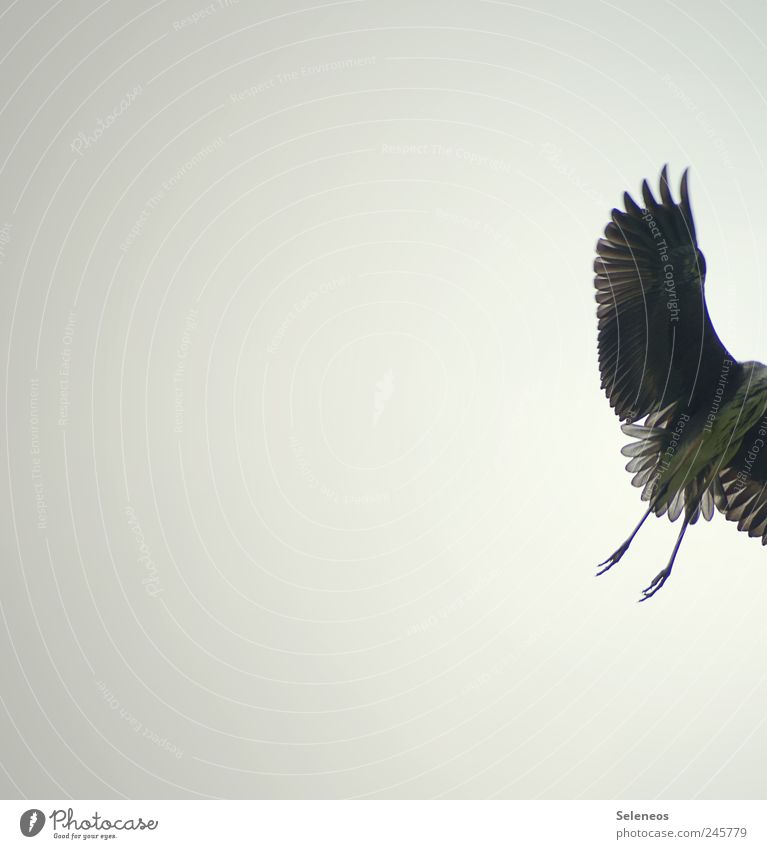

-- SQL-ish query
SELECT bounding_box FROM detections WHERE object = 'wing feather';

[595,167,733,425]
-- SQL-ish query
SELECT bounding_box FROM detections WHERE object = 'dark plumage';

[595,167,767,599]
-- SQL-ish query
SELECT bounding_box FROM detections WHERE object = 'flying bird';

[595,166,767,599]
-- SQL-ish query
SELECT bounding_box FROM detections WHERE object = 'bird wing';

[718,379,767,543]
[720,453,767,543]
[595,165,734,425]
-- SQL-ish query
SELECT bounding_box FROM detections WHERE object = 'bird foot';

[638,567,671,602]
[596,542,630,576]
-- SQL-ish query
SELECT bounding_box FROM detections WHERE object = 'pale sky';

[2,0,767,799]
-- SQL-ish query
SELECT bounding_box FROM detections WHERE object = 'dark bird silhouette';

[595,166,767,599]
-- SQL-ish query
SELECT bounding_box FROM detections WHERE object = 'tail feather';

[620,420,719,522]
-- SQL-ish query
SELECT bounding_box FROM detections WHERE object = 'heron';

[594,166,767,600]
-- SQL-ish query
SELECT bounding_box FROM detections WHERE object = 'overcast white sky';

[2,0,767,800]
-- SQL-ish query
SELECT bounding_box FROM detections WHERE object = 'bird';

[594,165,767,600]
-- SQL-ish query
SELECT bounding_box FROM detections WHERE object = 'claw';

[597,507,653,578]
[636,514,691,602]
[596,542,629,576]
[638,568,671,602]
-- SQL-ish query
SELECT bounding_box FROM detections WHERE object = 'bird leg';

[597,506,653,576]
[639,514,691,601]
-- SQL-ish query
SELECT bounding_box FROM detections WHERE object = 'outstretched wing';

[595,166,734,425]
[718,381,767,542]
[720,472,767,543]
